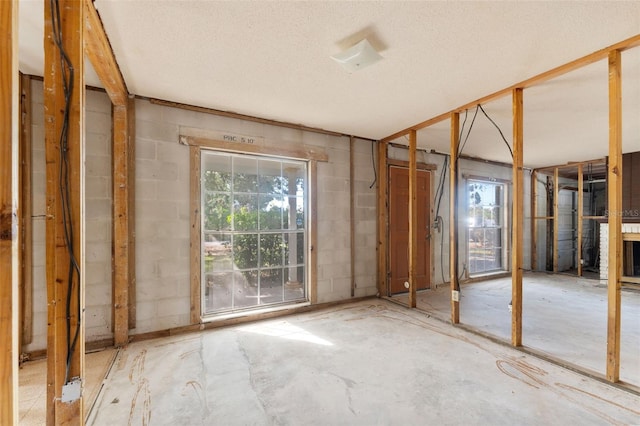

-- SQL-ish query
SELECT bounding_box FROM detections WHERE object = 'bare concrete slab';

[89,300,639,425]
[395,272,640,387]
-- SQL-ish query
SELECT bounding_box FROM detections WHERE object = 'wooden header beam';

[606,50,622,382]
[44,0,86,423]
[381,33,640,142]
[0,1,19,423]
[83,0,127,106]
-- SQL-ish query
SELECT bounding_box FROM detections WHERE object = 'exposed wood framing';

[112,97,135,345]
[0,0,19,423]
[83,0,127,106]
[350,136,356,298]
[152,98,351,139]
[530,170,538,271]
[408,130,418,308]
[387,159,436,170]
[377,141,389,296]
[309,160,318,304]
[511,88,524,347]
[577,164,584,276]
[381,34,640,142]
[190,146,202,323]
[44,0,85,422]
[180,135,328,163]
[553,167,559,273]
[20,73,34,347]
[449,113,460,324]
[606,49,622,382]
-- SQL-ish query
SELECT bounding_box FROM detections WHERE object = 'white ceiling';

[17,0,640,168]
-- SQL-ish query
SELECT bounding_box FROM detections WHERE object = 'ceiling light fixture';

[331,38,382,73]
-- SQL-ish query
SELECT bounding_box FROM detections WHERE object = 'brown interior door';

[388,166,431,294]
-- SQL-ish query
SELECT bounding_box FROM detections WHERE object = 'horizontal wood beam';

[83,0,128,105]
[180,134,329,162]
[381,33,640,142]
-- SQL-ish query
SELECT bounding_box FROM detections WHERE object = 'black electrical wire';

[50,0,81,385]
[477,103,513,159]
[369,140,377,189]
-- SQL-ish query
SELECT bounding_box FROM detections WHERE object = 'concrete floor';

[394,272,640,387]
[18,348,117,425]
[89,300,639,425]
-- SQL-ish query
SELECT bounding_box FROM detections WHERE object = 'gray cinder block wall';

[25,81,114,352]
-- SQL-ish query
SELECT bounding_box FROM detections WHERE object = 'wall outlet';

[452,290,459,302]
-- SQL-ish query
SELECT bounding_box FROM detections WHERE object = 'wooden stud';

[350,136,356,298]
[577,164,583,277]
[606,49,622,382]
[377,141,389,296]
[0,0,19,423]
[553,167,559,273]
[20,73,34,347]
[112,97,135,345]
[309,160,318,304]
[381,34,640,143]
[190,146,202,323]
[408,130,418,308]
[44,0,85,422]
[449,112,460,324]
[127,97,136,330]
[530,170,538,271]
[83,0,127,106]
[511,88,524,347]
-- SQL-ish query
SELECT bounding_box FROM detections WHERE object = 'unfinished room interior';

[2,0,640,424]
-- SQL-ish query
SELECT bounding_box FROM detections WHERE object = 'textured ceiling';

[17,0,640,168]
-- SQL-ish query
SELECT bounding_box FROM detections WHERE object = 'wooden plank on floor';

[377,141,389,296]
[112,98,135,345]
[190,146,201,323]
[44,0,85,422]
[449,112,460,324]
[408,130,417,308]
[0,0,19,423]
[606,49,622,383]
[511,88,524,347]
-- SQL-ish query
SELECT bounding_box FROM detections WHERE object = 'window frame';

[186,134,325,322]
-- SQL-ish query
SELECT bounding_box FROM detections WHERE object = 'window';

[201,151,307,315]
[467,180,507,275]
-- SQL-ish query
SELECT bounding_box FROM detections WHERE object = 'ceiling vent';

[331,38,382,72]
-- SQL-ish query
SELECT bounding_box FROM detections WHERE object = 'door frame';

[385,159,436,296]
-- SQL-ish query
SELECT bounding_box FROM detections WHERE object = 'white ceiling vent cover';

[331,39,382,72]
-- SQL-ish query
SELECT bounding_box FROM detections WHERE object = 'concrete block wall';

[25,80,114,352]
[132,99,378,334]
